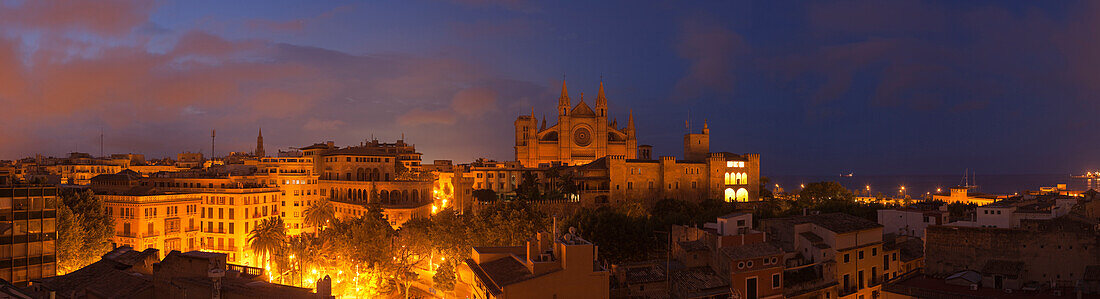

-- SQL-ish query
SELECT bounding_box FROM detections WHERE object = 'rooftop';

[721,242,783,261]
[778,212,882,234]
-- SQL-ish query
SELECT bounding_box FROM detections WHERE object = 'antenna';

[211,129,216,159]
[99,131,104,158]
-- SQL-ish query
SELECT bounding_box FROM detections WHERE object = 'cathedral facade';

[515,80,638,167]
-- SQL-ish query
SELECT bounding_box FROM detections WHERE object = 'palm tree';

[304,199,335,235]
[248,217,286,268]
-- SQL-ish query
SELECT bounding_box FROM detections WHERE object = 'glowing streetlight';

[936,188,941,193]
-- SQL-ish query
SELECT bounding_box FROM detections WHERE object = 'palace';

[515,80,638,167]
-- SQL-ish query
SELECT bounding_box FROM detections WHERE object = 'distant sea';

[767,174,1097,196]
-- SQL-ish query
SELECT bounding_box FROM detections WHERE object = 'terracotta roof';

[678,239,709,252]
[620,263,667,284]
[721,242,783,261]
[465,256,545,296]
[670,267,729,297]
[779,213,882,234]
[32,258,154,298]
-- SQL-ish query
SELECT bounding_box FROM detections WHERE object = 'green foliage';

[56,189,114,273]
[472,189,497,202]
[55,204,87,273]
[303,199,335,233]
[943,201,977,220]
[563,197,739,264]
[759,176,774,199]
[471,201,549,247]
[798,182,854,207]
[323,206,395,268]
[248,217,287,264]
[433,262,456,291]
[561,206,653,263]
[515,171,541,201]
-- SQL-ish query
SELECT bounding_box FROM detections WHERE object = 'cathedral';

[514,80,638,167]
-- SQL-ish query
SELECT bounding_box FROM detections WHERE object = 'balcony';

[205,245,239,252]
[228,264,264,279]
[116,232,137,238]
[839,286,858,297]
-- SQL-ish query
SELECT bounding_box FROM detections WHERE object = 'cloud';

[442,0,537,12]
[0,0,155,36]
[398,108,457,126]
[672,17,745,101]
[0,1,546,159]
[242,3,356,33]
[451,87,498,117]
[765,0,1100,115]
[246,19,306,33]
[304,119,346,131]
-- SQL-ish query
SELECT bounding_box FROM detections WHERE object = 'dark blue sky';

[1,0,1098,175]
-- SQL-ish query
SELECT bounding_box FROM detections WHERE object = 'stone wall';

[925,224,1100,285]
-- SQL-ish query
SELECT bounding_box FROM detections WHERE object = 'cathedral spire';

[596,79,607,117]
[558,79,570,115]
[596,80,607,106]
[627,110,635,132]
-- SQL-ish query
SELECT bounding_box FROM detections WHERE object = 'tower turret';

[595,80,607,117]
[558,79,570,116]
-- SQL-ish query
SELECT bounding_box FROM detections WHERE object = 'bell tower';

[255,128,265,157]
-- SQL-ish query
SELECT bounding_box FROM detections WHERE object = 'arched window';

[736,188,749,202]
[741,173,748,184]
[724,173,730,185]
[724,188,736,202]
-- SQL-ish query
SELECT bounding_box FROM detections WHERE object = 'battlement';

[608,155,627,160]
[660,156,676,161]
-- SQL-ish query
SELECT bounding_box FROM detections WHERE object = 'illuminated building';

[0,185,58,287]
[514,80,638,167]
[762,213,886,299]
[139,175,280,266]
[450,160,551,211]
[507,89,764,205]
[930,186,1003,205]
[255,156,319,235]
[92,172,203,256]
[569,125,761,204]
[459,231,610,299]
[304,138,433,227]
[176,152,205,169]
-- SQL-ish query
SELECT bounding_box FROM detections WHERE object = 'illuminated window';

[725,188,735,202]
[736,188,749,202]
[727,161,734,167]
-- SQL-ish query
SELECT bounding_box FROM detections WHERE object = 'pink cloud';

[451,87,498,117]
[0,0,155,36]
[398,108,457,126]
